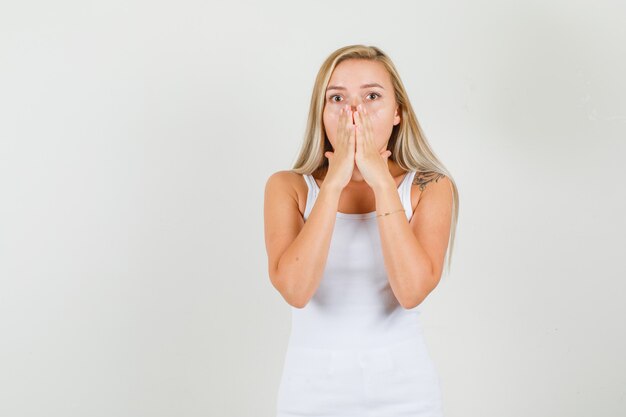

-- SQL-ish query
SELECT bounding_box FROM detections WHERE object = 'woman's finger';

[362,107,374,139]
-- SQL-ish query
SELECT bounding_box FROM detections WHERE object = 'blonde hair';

[291,44,459,278]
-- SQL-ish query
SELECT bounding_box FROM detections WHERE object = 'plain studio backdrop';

[1,0,624,416]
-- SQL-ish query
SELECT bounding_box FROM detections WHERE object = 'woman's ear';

[393,106,401,126]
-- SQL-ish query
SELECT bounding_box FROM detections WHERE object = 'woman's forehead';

[328,60,391,88]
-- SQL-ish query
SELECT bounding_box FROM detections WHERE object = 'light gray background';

[1,1,624,416]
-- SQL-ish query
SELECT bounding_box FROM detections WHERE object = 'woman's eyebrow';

[326,83,385,91]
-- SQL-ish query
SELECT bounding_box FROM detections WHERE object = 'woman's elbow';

[270,271,309,309]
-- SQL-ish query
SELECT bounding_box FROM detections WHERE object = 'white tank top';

[287,170,425,350]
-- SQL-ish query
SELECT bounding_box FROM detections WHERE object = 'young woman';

[264,44,459,416]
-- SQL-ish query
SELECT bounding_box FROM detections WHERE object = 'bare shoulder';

[410,171,452,212]
[413,171,448,191]
[264,170,307,216]
[265,170,295,190]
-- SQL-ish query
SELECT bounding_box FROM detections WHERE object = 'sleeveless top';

[287,171,425,350]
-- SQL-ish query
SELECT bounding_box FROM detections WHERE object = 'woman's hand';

[354,104,393,188]
[323,104,356,190]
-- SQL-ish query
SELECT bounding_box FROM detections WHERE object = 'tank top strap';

[302,174,318,220]
[400,170,417,221]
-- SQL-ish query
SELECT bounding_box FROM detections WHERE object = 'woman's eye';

[328,93,379,102]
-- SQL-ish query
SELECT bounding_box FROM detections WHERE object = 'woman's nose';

[350,100,362,112]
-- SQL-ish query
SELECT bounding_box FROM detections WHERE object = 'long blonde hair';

[291,44,459,278]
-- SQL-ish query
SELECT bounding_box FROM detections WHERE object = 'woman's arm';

[373,173,453,309]
[264,171,342,308]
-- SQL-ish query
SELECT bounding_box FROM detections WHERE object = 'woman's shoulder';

[267,169,311,183]
[268,167,327,183]
[411,171,449,192]
[266,170,304,190]
[265,170,309,217]
[265,169,311,199]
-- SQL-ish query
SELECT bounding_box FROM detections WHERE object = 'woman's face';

[323,59,401,153]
